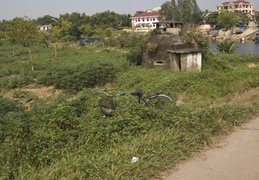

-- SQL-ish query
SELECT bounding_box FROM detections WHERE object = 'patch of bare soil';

[21,84,61,99]
[230,87,259,105]
[247,63,258,68]
[23,85,62,102]
[1,84,62,101]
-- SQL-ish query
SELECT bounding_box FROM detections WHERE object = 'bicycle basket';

[99,98,117,116]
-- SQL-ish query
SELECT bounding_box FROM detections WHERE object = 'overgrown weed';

[0,43,259,179]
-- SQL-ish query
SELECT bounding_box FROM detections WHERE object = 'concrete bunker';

[142,21,203,72]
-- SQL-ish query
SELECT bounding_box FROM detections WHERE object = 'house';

[38,25,51,31]
[130,11,160,31]
[153,21,184,35]
[217,0,254,15]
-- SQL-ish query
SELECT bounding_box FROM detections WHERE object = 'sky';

[0,0,259,21]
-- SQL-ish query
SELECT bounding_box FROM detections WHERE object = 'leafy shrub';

[125,46,142,65]
[202,52,232,71]
[217,39,238,54]
[1,43,259,180]
[37,59,116,92]
[0,96,24,115]
[0,75,35,89]
[184,28,210,51]
[11,89,38,103]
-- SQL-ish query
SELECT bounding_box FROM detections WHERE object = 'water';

[210,40,259,55]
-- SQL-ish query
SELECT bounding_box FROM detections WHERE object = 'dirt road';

[164,116,259,180]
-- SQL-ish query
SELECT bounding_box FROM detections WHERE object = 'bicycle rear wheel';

[99,98,117,117]
[144,95,174,112]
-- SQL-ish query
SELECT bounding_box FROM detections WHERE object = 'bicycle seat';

[131,89,143,97]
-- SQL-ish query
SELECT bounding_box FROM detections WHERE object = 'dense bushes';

[124,33,150,65]
[1,97,255,179]
[125,46,142,65]
[37,59,116,92]
[0,43,259,179]
[0,95,25,115]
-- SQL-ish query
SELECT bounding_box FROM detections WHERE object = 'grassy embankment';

[0,43,259,179]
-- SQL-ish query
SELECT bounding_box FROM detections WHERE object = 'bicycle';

[99,89,174,117]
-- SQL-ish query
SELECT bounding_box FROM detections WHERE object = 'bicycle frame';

[130,89,168,104]
[99,89,173,116]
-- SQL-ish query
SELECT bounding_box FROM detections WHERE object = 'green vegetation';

[206,11,219,27]
[206,11,252,29]
[217,11,239,31]
[0,42,259,180]
[160,0,203,25]
[255,11,259,24]
[0,11,131,42]
[216,38,238,54]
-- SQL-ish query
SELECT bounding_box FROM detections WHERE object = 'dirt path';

[163,116,259,180]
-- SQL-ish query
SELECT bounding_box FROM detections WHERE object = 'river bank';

[199,25,259,41]
[210,40,259,55]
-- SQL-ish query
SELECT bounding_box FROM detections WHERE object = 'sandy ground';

[163,116,259,180]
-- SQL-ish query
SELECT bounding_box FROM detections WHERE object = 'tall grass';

[0,43,259,179]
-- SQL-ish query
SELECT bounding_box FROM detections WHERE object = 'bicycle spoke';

[144,96,174,112]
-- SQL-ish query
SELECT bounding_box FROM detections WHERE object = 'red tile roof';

[221,1,251,5]
[133,12,160,18]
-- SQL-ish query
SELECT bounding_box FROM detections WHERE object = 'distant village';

[37,1,257,30]
[129,0,257,31]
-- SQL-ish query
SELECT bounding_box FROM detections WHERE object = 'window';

[154,60,164,66]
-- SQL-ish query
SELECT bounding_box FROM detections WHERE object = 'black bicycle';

[99,89,174,117]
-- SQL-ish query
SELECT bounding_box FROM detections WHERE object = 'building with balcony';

[217,0,254,15]
[130,11,160,31]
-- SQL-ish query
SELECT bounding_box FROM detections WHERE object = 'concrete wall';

[167,52,202,72]
[141,34,202,72]
[185,52,202,72]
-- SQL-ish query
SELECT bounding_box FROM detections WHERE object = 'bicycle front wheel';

[143,95,174,112]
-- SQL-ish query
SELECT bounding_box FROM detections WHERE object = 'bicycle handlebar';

[102,90,125,97]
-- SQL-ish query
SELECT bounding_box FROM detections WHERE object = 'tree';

[119,14,131,27]
[0,19,12,32]
[217,11,238,31]
[38,30,51,47]
[134,11,144,16]
[35,15,58,26]
[0,30,5,46]
[93,27,106,45]
[178,0,202,24]
[50,19,71,58]
[206,11,219,27]
[236,12,252,26]
[159,1,179,21]
[90,11,123,29]
[6,17,39,71]
[159,0,202,24]
[255,11,259,24]
[78,24,94,39]
[60,12,90,40]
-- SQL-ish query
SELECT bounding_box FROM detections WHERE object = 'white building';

[217,0,254,15]
[130,11,160,31]
[38,25,51,31]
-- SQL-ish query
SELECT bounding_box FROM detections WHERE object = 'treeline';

[0,11,132,40]
[160,0,203,24]
[0,11,148,70]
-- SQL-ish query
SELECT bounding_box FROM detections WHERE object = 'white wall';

[131,16,159,30]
